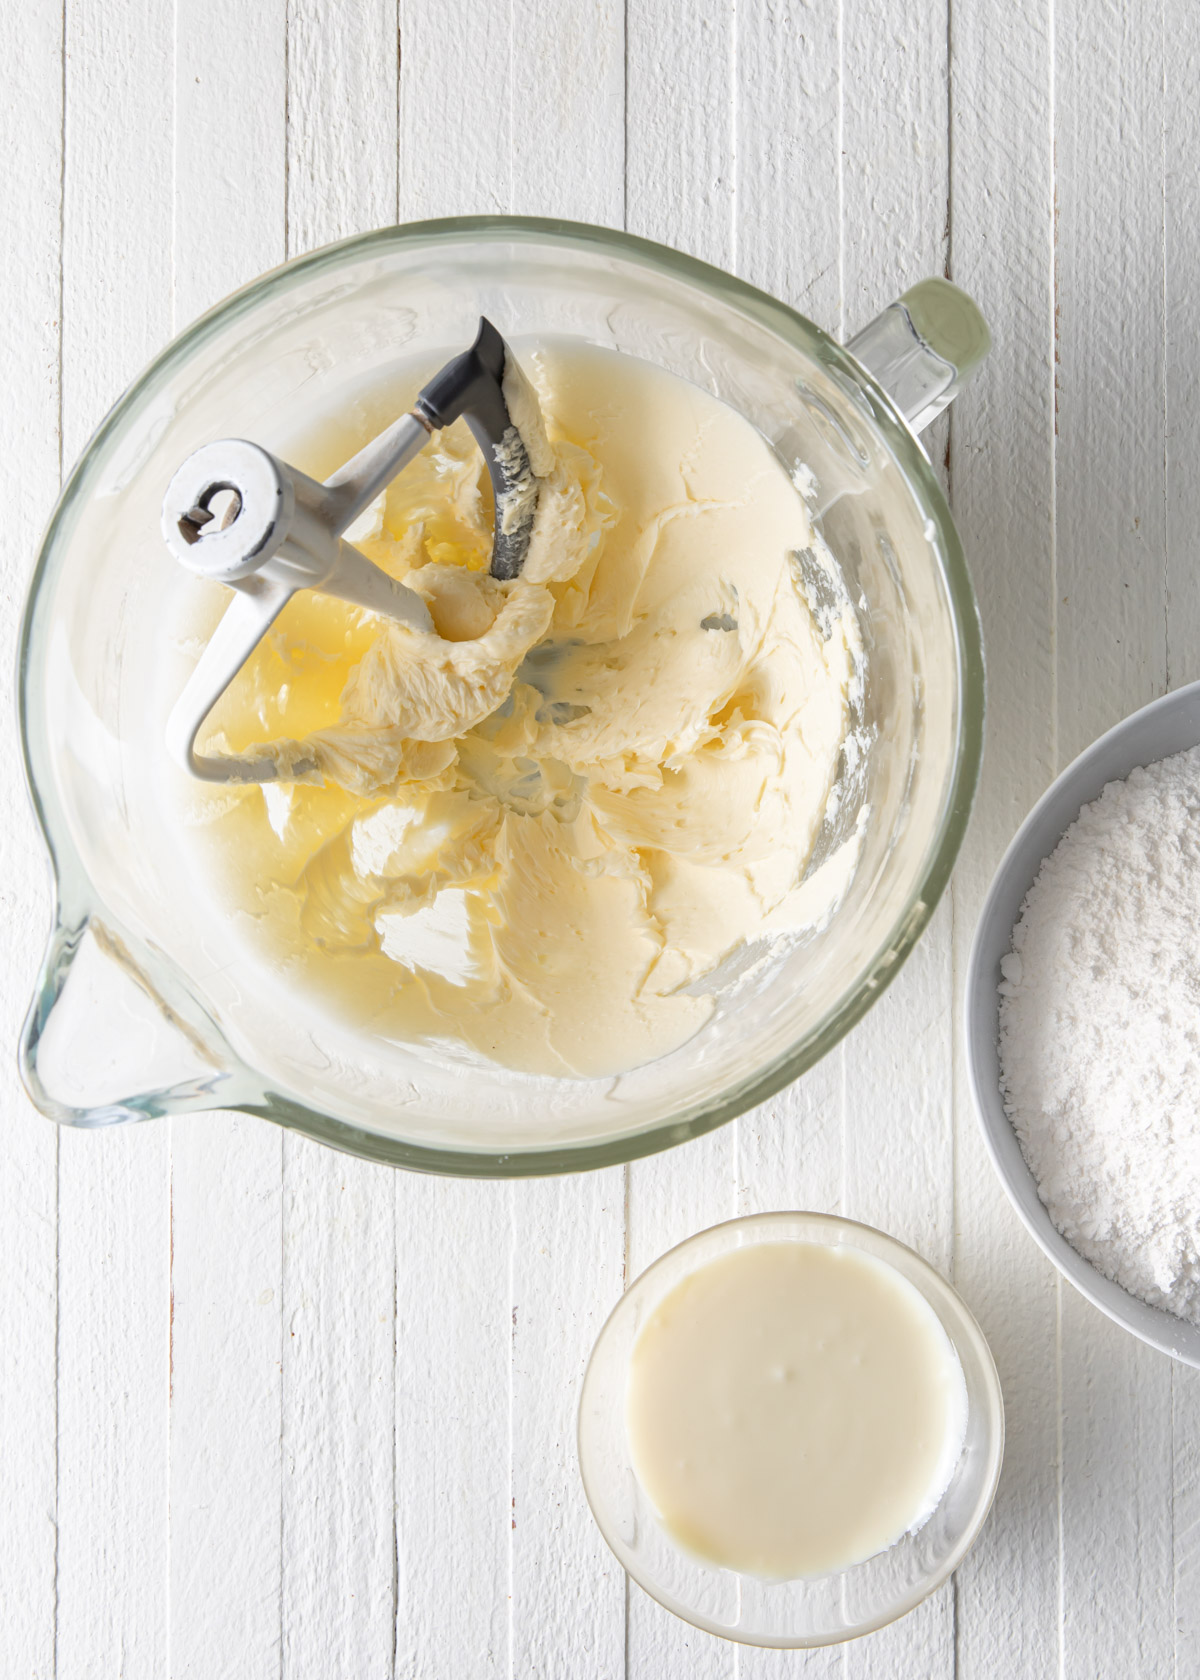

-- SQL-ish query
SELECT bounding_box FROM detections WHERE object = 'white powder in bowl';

[998,744,1200,1327]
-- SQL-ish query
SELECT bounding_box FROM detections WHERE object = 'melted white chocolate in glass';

[626,1241,967,1578]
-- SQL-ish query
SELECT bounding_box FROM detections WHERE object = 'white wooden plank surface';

[0,2,62,1675]
[4,0,1200,1675]
[54,3,175,1675]
[393,1180,511,1677]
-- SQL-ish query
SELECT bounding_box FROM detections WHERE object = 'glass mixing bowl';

[578,1212,1004,1647]
[18,217,986,1173]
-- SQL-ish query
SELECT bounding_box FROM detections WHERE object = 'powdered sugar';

[998,745,1200,1327]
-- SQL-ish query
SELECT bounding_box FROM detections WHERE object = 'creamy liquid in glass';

[626,1241,968,1578]
[178,341,862,1079]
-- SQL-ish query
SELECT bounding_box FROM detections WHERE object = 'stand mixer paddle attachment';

[161,317,540,784]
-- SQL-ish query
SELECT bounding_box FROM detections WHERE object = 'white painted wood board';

[0,4,62,1678]
[2,0,1199,1675]
[52,3,175,1674]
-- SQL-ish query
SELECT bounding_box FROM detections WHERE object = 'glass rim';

[17,214,985,1176]
[577,1209,1006,1648]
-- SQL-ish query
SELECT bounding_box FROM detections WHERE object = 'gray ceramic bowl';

[965,680,1200,1368]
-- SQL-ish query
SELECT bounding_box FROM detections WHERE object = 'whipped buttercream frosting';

[185,342,860,1077]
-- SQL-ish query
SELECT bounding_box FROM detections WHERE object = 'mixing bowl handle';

[846,277,990,434]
